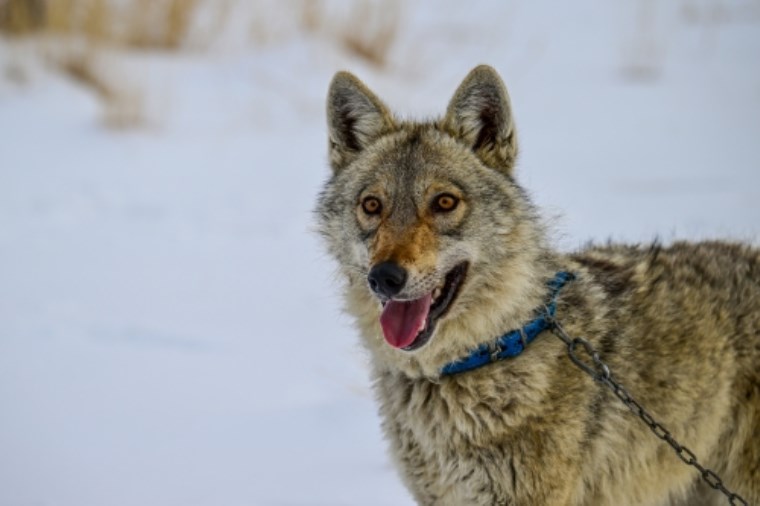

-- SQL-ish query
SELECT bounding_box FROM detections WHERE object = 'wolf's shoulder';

[573,239,759,274]
[569,239,760,309]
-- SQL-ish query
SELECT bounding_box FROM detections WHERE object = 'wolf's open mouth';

[379,262,469,351]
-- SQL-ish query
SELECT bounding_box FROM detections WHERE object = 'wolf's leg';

[435,445,579,506]
[385,421,444,506]
[715,379,760,505]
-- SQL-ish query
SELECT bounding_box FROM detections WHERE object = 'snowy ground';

[1,1,759,505]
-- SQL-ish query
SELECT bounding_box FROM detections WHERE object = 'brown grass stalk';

[51,49,144,129]
[340,0,400,67]
[1,0,203,50]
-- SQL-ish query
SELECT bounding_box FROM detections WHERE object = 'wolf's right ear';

[443,65,517,173]
[327,71,395,172]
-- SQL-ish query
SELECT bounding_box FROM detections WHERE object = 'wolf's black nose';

[368,262,407,298]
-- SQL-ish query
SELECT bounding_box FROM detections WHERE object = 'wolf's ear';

[327,71,395,172]
[443,65,517,173]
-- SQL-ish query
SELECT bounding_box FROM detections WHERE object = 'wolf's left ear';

[443,65,517,173]
[327,71,395,172]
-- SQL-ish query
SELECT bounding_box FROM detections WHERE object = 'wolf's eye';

[361,196,382,215]
[432,193,459,213]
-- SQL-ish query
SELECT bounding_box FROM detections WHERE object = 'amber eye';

[361,196,382,215]
[432,193,459,213]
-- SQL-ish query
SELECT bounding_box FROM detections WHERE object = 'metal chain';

[549,319,750,506]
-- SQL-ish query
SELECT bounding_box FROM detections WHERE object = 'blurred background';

[0,1,758,505]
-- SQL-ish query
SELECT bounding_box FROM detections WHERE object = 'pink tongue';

[379,293,432,349]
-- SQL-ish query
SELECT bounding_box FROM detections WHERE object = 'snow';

[1,1,759,505]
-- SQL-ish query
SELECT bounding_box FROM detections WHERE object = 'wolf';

[315,65,760,505]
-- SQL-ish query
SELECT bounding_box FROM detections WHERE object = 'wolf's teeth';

[433,287,442,300]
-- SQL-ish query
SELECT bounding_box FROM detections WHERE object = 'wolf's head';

[317,66,552,378]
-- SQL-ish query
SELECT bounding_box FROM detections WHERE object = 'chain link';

[549,319,750,506]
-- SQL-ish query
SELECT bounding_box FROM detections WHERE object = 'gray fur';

[316,65,760,505]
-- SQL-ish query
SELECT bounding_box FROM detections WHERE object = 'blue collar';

[440,271,575,376]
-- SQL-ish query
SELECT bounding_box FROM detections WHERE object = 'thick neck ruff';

[440,271,575,376]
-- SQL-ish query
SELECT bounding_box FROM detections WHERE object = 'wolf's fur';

[316,65,760,505]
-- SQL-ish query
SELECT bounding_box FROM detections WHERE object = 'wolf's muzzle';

[368,261,407,298]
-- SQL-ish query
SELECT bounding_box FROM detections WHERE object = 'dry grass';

[2,0,403,62]
[0,0,194,129]
[50,48,145,129]
[298,0,323,34]
[124,0,199,50]
[0,0,202,50]
[0,0,403,132]
[339,0,400,67]
[291,0,401,67]
[0,0,45,34]
[55,50,111,98]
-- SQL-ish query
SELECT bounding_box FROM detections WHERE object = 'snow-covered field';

[1,1,759,505]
